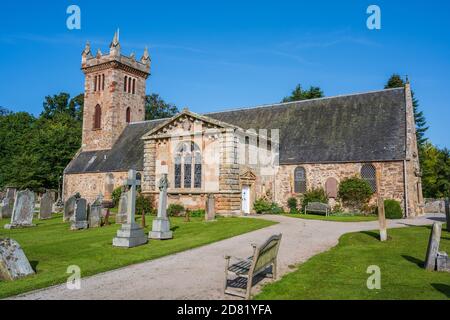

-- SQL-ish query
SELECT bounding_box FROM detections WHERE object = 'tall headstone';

[89,196,103,228]
[64,193,80,222]
[113,170,148,248]
[116,192,128,224]
[424,222,442,271]
[70,198,88,230]
[445,199,450,232]
[150,174,173,240]
[0,188,16,219]
[4,190,36,229]
[0,239,35,280]
[205,193,216,221]
[39,192,53,220]
[377,197,387,242]
[103,173,114,208]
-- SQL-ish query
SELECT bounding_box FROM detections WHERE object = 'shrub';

[136,194,153,216]
[190,209,206,218]
[377,199,403,219]
[112,187,123,207]
[338,177,373,210]
[167,203,185,217]
[301,188,328,211]
[269,203,284,215]
[287,197,299,213]
[254,198,272,214]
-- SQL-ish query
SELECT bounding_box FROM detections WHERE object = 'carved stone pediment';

[240,170,256,181]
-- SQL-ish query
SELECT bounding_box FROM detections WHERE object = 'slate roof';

[65,88,407,174]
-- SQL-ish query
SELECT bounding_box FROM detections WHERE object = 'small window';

[124,76,128,92]
[361,164,377,192]
[93,104,101,129]
[126,107,131,123]
[294,167,306,194]
[94,76,98,92]
[128,77,132,93]
[132,79,136,94]
[102,74,105,91]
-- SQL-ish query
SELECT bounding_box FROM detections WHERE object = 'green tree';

[41,92,84,121]
[282,84,324,103]
[145,94,179,120]
[384,74,429,147]
[421,142,450,198]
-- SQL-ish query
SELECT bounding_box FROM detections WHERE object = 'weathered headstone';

[377,197,387,242]
[436,252,450,272]
[39,192,53,220]
[89,196,103,228]
[113,170,148,248]
[70,198,88,230]
[102,208,111,226]
[445,199,450,232]
[116,192,128,224]
[4,190,36,229]
[205,193,216,221]
[424,222,442,271]
[0,198,13,219]
[64,193,80,222]
[150,174,173,240]
[0,238,35,280]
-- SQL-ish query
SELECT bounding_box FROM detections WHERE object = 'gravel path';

[10,214,444,300]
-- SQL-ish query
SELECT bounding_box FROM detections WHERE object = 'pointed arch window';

[124,76,128,92]
[174,141,202,189]
[126,107,131,123]
[294,167,306,194]
[93,104,102,130]
[361,164,377,192]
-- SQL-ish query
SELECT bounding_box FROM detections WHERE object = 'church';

[64,33,424,217]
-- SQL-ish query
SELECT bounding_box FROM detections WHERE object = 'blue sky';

[0,1,449,148]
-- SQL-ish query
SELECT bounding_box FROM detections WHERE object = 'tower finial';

[141,46,150,65]
[111,29,120,47]
[110,30,121,57]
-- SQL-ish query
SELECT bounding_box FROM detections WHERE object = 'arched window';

[174,141,201,189]
[361,164,377,192]
[132,79,136,94]
[93,104,101,129]
[294,167,306,194]
[124,76,128,92]
[325,178,338,198]
[102,74,105,91]
[126,107,131,123]
[128,77,132,93]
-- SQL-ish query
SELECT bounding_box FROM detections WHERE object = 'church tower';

[80,31,151,151]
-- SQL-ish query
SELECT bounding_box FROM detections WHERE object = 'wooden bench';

[224,234,282,299]
[304,202,331,216]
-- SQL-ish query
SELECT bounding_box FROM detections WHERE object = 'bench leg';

[273,261,278,280]
[224,257,230,293]
[246,277,253,300]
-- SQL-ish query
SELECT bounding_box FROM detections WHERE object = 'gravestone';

[103,208,111,226]
[205,194,216,221]
[113,170,148,248]
[89,196,103,228]
[0,238,35,281]
[377,197,387,242]
[70,198,88,230]
[64,193,80,222]
[116,192,128,224]
[325,178,338,199]
[424,222,442,271]
[150,174,173,240]
[4,190,36,229]
[445,199,450,232]
[0,198,13,219]
[39,192,53,220]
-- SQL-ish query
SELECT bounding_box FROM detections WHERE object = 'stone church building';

[64,34,424,217]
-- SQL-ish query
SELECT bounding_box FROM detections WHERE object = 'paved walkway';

[11,214,444,300]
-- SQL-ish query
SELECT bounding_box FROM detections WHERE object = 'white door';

[241,185,250,215]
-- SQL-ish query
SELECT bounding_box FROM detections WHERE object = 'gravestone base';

[150,218,173,240]
[70,221,88,230]
[113,222,148,248]
[437,252,450,272]
[0,238,35,281]
[4,223,36,230]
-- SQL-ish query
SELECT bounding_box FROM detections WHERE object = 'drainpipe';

[404,160,409,218]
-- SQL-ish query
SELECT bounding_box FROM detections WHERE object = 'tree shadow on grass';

[402,255,424,268]
[361,231,380,240]
[30,261,39,273]
[431,284,450,298]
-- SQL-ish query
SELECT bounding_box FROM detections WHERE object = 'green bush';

[136,194,153,216]
[301,188,328,211]
[287,197,299,213]
[253,198,284,214]
[269,203,284,215]
[112,187,123,207]
[377,199,403,219]
[338,177,373,210]
[190,209,206,218]
[167,203,185,217]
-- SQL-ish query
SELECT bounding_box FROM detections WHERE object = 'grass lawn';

[283,213,378,222]
[0,214,276,299]
[255,224,450,300]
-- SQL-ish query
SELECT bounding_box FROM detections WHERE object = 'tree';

[41,92,84,121]
[384,74,429,147]
[0,107,11,116]
[282,84,324,103]
[421,142,450,198]
[145,94,179,120]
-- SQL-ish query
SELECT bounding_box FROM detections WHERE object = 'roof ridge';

[205,87,404,115]
[129,118,168,125]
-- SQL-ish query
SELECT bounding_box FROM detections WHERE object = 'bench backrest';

[250,234,282,275]
[306,202,329,211]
